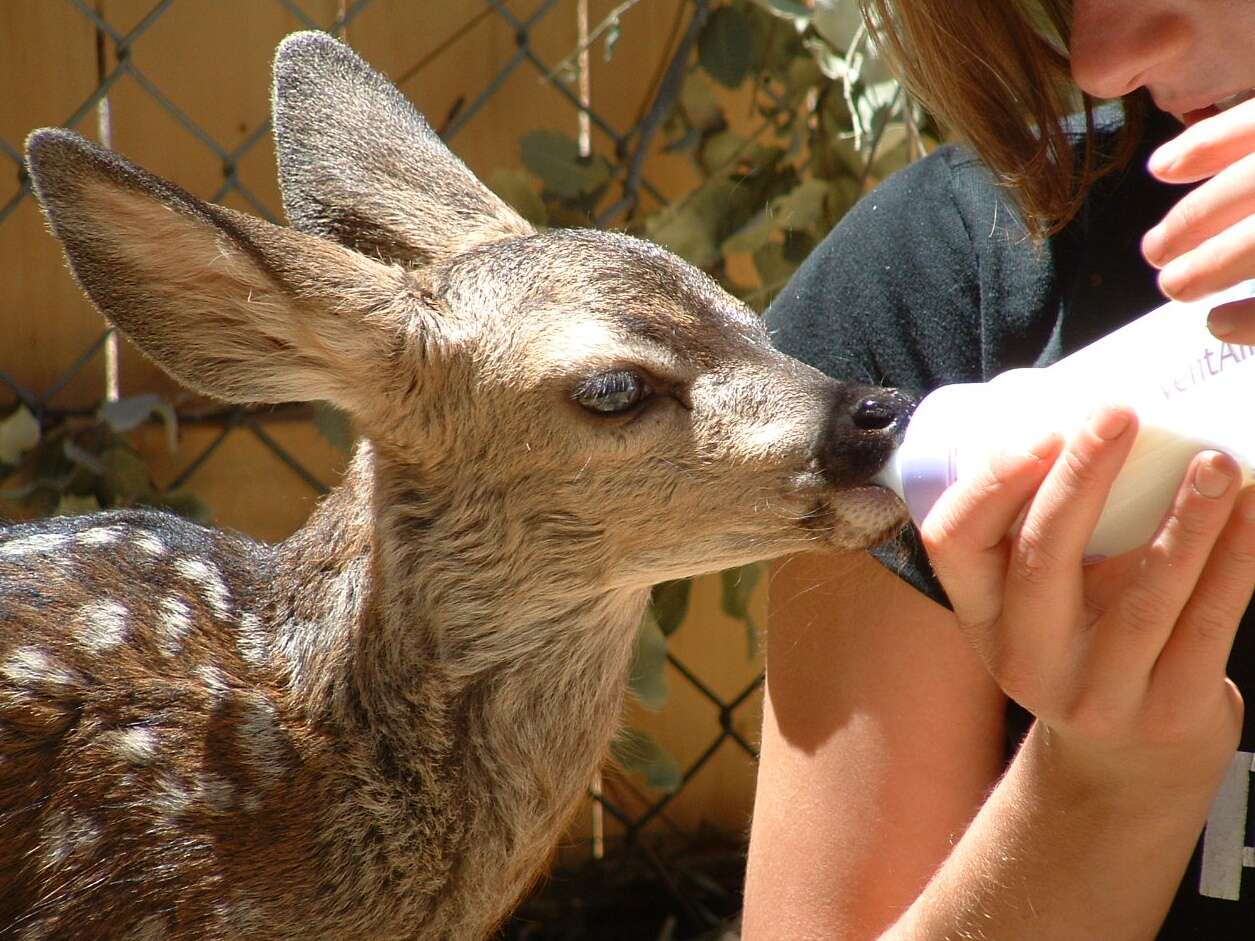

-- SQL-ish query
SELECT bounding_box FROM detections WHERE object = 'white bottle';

[875,281,1255,559]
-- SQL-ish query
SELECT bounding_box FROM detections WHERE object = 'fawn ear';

[272,31,533,266]
[25,128,418,408]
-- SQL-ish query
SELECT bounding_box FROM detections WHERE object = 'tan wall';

[0,0,765,855]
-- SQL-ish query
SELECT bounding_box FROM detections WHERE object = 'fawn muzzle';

[819,384,914,489]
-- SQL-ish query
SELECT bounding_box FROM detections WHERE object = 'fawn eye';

[572,370,652,416]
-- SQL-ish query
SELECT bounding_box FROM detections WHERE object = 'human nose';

[1069,0,1189,100]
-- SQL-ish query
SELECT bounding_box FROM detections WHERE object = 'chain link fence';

[2,1,781,935]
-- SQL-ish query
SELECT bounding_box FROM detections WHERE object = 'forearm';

[887,722,1214,941]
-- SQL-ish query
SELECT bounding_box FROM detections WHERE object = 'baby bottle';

[875,281,1255,559]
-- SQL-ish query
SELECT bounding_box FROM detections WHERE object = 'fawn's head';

[25,33,907,589]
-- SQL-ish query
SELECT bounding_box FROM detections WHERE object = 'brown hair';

[858,0,1142,239]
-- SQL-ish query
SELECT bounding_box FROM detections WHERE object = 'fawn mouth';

[803,484,908,549]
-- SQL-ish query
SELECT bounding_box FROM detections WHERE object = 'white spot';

[134,532,167,556]
[75,600,129,652]
[236,613,269,667]
[42,809,101,865]
[195,664,230,696]
[173,558,232,619]
[76,526,123,547]
[151,773,192,821]
[125,915,169,941]
[157,597,193,657]
[0,533,69,558]
[113,726,158,766]
[1,647,79,689]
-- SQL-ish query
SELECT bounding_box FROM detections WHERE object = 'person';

[743,1,1255,938]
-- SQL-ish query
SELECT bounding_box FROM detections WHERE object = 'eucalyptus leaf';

[520,130,611,199]
[721,563,763,659]
[0,405,40,466]
[100,393,178,453]
[749,0,812,31]
[63,440,106,476]
[698,6,753,89]
[489,168,548,227]
[151,489,211,524]
[101,446,153,502]
[720,210,776,256]
[312,402,355,454]
[771,178,833,232]
[645,203,719,270]
[55,493,100,517]
[629,610,670,711]
[651,579,692,637]
[603,16,621,62]
[679,73,724,133]
[611,727,681,792]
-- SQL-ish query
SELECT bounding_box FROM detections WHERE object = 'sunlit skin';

[1069,0,1255,340]
[744,3,1255,938]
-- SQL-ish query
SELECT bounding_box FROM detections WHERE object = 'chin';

[807,486,909,553]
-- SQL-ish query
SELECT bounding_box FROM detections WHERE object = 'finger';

[1143,151,1255,267]
[1002,407,1137,617]
[1088,451,1241,689]
[1152,485,1255,693]
[1158,212,1255,302]
[1148,99,1255,183]
[1206,297,1255,344]
[920,433,1062,633]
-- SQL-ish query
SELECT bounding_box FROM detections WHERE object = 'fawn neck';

[271,441,646,920]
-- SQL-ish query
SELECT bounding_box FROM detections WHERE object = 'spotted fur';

[4,32,910,941]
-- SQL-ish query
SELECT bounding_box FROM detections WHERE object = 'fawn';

[2,31,910,941]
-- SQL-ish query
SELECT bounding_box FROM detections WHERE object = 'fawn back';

[2,32,910,940]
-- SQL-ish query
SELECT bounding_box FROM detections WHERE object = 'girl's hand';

[920,406,1255,803]
[1143,100,1255,342]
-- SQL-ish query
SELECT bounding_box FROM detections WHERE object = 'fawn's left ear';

[25,128,427,410]
[272,31,533,266]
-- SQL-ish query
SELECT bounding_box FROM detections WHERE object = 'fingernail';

[1148,142,1179,176]
[1209,306,1239,338]
[1194,452,1235,499]
[1090,407,1131,441]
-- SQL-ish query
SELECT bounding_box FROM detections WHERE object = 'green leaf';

[312,402,355,454]
[63,439,106,475]
[101,446,154,502]
[100,393,178,453]
[651,579,692,636]
[750,0,813,28]
[679,72,725,133]
[603,16,621,62]
[721,209,776,255]
[629,609,670,711]
[721,563,763,659]
[0,405,40,466]
[150,489,211,524]
[489,169,549,228]
[55,493,100,517]
[698,6,754,88]
[771,178,833,232]
[645,202,719,269]
[611,727,681,792]
[489,168,548,227]
[520,130,612,199]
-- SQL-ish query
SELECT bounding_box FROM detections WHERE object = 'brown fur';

[3,32,909,940]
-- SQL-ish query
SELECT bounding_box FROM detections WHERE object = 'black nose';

[852,393,906,431]
[820,385,914,488]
